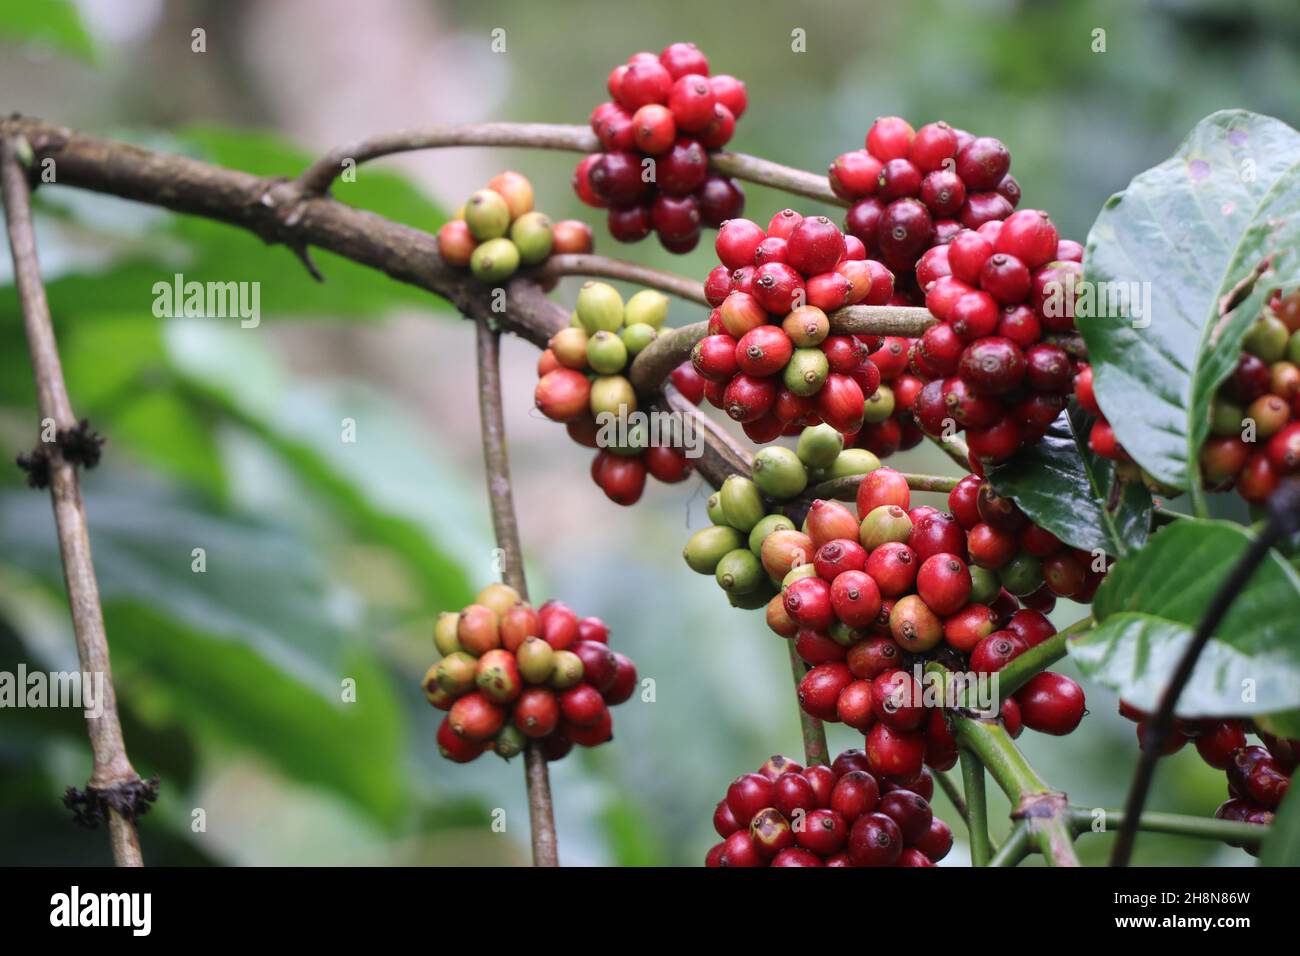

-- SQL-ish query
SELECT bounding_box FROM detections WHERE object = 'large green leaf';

[1069,519,1300,717]
[1081,110,1300,502]
[989,407,1151,556]
[0,477,407,824]
[1261,783,1300,866]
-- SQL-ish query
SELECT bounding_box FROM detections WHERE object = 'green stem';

[996,616,1093,699]
[987,822,1033,867]
[935,768,970,828]
[929,433,972,470]
[1072,807,1268,847]
[787,641,830,766]
[959,750,993,866]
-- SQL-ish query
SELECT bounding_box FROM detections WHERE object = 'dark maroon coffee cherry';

[830,770,881,822]
[879,789,933,844]
[848,811,903,867]
[956,136,1011,190]
[877,198,933,268]
[1194,720,1247,770]
[804,764,837,807]
[650,193,701,241]
[772,771,818,819]
[769,847,824,867]
[696,175,745,227]
[713,799,740,837]
[1015,671,1086,736]
[877,157,922,201]
[656,138,708,196]
[795,807,849,855]
[978,252,1031,304]
[725,772,775,826]
[719,829,764,867]
[831,749,874,779]
[959,336,1026,395]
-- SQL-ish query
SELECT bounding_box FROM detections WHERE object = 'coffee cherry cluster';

[437,171,592,283]
[833,117,1024,283]
[906,209,1083,466]
[574,43,747,252]
[707,750,952,866]
[1117,701,1294,857]
[681,443,881,608]
[694,211,887,442]
[534,281,694,505]
[423,583,637,764]
[948,473,1108,605]
[1086,290,1300,503]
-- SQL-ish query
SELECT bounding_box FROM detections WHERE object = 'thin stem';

[987,822,1033,867]
[786,641,829,766]
[535,254,707,305]
[1072,807,1267,846]
[2,137,146,867]
[1111,478,1300,866]
[935,769,971,829]
[996,617,1093,699]
[960,750,994,866]
[708,150,844,206]
[806,472,960,503]
[929,433,973,470]
[474,318,558,867]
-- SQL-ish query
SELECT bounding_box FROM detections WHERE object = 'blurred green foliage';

[2,0,1295,866]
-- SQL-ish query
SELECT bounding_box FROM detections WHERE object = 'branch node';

[1011,790,1069,821]
[64,776,160,829]
[58,418,106,469]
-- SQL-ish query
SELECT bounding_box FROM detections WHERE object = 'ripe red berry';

[877,157,923,201]
[879,789,933,843]
[857,466,911,516]
[736,325,794,377]
[708,73,747,118]
[799,662,855,721]
[866,541,918,596]
[437,716,486,763]
[796,808,849,855]
[1195,720,1247,770]
[726,772,775,826]
[448,691,506,742]
[959,337,1027,395]
[848,811,903,867]
[877,198,933,268]
[667,74,716,132]
[996,209,1060,269]
[914,817,953,862]
[830,570,883,627]
[910,511,968,562]
[660,42,709,79]
[719,829,764,867]
[866,116,915,161]
[785,575,836,632]
[956,136,1011,190]
[909,121,959,173]
[817,373,867,433]
[753,261,806,314]
[1005,608,1056,647]
[786,216,847,276]
[829,149,884,199]
[969,630,1028,674]
[830,770,881,821]
[619,59,672,110]
[773,771,819,819]
[916,553,973,615]
[865,723,926,780]
[558,683,607,727]
[1015,672,1086,736]
[979,252,1031,304]
[807,499,861,547]
[871,669,925,730]
[599,455,647,505]
[960,191,1014,229]
[713,799,740,837]
[847,637,902,679]
[814,538,869,581]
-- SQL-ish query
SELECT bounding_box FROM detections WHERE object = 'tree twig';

[474,318,558,867]
[534,254,708,305]
[1,136,151,867]
[1110,478,1300,867]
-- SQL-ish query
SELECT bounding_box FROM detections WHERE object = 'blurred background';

[1,0,1297,866]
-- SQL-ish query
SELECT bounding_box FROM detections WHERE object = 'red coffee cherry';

[848,811,903,867]
[1015,671,1086,736]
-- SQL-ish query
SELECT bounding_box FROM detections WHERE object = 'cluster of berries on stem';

[574,43,747,251]
[423,583,636,763]
[708,750,952,866]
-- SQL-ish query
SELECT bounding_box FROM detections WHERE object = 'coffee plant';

[3,35,1300,871]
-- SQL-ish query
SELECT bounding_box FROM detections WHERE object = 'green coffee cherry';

[862,384,896,423]
[509,211,554,265]
[829,448,881,479]
[470,238,520,283]
[752,446,809,499]
[969,565,1000,604]
[619,322,657,355]
[1209,399,1244,436]
[749,513,796,555]
[624,289,670,328]
[516,637,555,685]
[716,548,764,594]
[549,650,584,690]
[782,564,819,588]
[1288,329,1300,365]
[720,475,766,532]
[706,492,728,526]
[588,330,629,374]
[683,525,746,574]
[493,723,527,761]
[576,281,624,333]
[435,651,478,695]
[829,621,868,647]
[784,348,830,396]
[999,553,1043,597]
[464,188,511,240]
[728,585,776,610]
[1243,314,1289,364]
[433,611,462,656]
[859,505,912,550]
[796,423,844,469]
[589,374,637,418]
[569,310,584,328]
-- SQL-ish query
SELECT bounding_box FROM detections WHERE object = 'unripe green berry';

[829,448,881,479]
[716,548,764,594]
[587,330,629,374]
[493,723,527,760]
[683,525,746,574]
[435,651,478,695]
[719,475,767,532]
[969,565,1000,604]
[1288,329,1300,365]
[1242,314,1289,364]
[1209,399,1244,437]
[782,563,819,588]
[576,281,625,333]
[829,620,868,647]
[548,650,584,690]
[624,289,670,328]
[728,584,777,610]
[862,384,896,423]
[749,513,796,555]
[796,423,844,469]
[859,505,912,550]
[783,348,830,397]
[434,612,462,656]
[752,446,809,499]
[619,322,658,355]
[999,552,1044,596]
[464,188,511,240]
[509,211,553,265]
[516,637,555,685]
[470,237,520,282]
[706,492,727,525]
[589,374,637,418]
